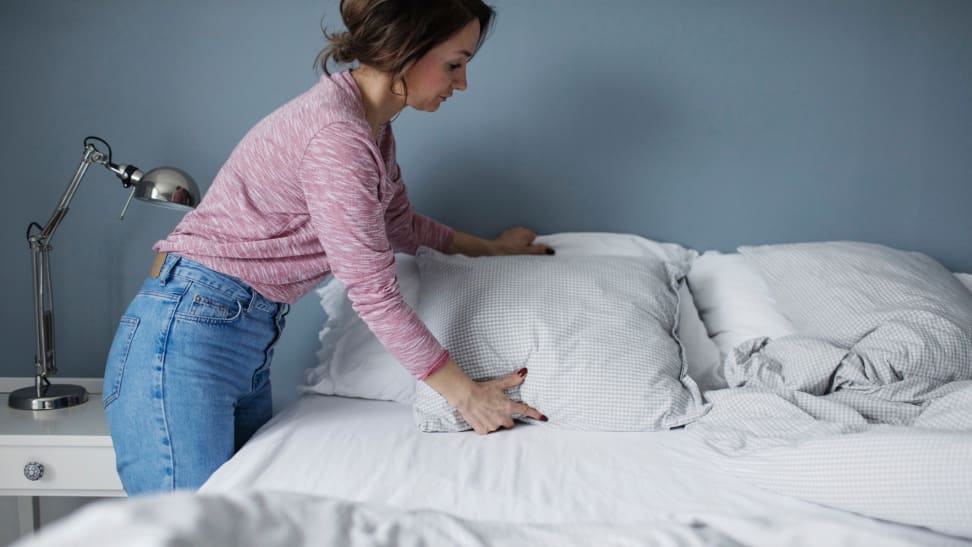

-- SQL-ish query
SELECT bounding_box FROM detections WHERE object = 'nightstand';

[1,378,124,537]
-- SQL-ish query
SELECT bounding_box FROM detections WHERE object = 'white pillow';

[301,255,420,403]
[303,232,723,401]
[674,288,724,392]
[412,248,708,432]
[533,232,695,264]
[687,251,797,360]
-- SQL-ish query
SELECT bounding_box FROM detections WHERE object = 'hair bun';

[315,0,495,77]
[329,32,357,64]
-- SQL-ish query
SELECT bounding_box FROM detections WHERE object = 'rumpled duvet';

[12,490,951,547]
[688,331,972,538]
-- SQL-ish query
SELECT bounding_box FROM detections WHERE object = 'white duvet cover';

[14,489,949,547]
[197,395,964,546]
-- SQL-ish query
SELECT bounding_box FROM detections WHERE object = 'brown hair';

[316,0,495,87]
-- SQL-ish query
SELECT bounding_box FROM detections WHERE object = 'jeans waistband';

[156,253,281,315]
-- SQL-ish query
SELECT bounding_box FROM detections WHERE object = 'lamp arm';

[28,143,112,381]
[30,237,55,379]
[36,144,105,244]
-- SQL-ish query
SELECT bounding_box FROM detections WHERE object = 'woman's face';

[403,18,481,112]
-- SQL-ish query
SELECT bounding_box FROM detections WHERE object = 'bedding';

[684,241,972,537]
[691,346,972,536]
[189,395,967,546]
[725,241,972,425]
[412,247,707,432]
[15,488,945,547]
[19,237,972,547]
[738,241,972,354]
[303,232,723,403]
[687,250,797,359]
[290,238,972,541]
[688,247,972,381]
[689,252,972,358]
[535,233,722,391]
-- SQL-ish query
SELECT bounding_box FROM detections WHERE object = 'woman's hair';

[316,0,495,82]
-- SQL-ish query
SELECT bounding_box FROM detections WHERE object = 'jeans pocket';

[103,315,140,408]
[176,283,244,324]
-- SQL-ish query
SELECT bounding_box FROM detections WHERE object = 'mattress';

[198,394,966,546]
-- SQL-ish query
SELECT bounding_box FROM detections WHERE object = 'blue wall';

[2,1,970,409]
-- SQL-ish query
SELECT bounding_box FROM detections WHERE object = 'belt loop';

[246,291,284,315]
[247,290,260,314]
[247,289,271,314]
[157,253,181,285]
[276,302,290,327]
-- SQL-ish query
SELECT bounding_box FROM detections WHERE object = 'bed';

[16,233,972,547]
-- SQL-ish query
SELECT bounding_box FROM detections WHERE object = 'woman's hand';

[491,227,554,256]
[450,227,554,257]
[423,359,547,434]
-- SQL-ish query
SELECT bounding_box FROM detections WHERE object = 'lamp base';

[8,383,89,411]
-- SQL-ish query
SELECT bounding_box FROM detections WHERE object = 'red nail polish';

[517,368,527,377]
[540,415,548,422]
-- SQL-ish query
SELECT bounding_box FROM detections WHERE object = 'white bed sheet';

[201,395,966,546]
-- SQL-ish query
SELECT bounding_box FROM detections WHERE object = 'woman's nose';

[454,67,468,91]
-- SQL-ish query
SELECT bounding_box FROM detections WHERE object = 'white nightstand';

[1,378,125,537]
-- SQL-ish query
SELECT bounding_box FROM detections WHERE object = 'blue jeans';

[103,254,289,496]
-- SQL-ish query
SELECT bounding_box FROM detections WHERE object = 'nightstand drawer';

[0,444,123,494]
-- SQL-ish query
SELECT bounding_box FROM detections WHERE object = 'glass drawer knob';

[24,462,45,481]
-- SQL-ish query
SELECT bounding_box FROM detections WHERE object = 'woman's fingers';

[493,227,555,256]
[498,226,536,243]
[455,367,551,434]
[526,243,555,255]
[511,402,546,422]
[471,413,524,434]
[495,368,528,389]
[430,360,548,434]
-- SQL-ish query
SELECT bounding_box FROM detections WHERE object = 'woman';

[103,0,550,496]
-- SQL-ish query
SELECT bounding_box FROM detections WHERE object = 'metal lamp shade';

[134,167,200,210]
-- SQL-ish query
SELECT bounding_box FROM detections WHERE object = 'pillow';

[673,288,724,392]
[303,232,723,402]
[738,241,972,346]
[687,251,797,360]
[533,232,696,264]
[738,241,972,384]
[300,255,420,403]
[535,233,722,392]
[412,247,708,432]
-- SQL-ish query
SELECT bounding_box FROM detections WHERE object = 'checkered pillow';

[412,248,708,432]
[739,241,972,383]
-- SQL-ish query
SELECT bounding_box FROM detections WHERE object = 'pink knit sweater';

[156,70,453,379]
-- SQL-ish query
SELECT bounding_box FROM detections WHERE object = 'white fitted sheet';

[200,395,966,546]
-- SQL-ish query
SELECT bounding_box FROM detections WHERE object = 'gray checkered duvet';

[688,332,972,538]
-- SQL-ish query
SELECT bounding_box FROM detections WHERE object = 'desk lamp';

[8,136,200,410]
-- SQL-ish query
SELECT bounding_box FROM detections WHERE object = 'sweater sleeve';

[300,124,449,379]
